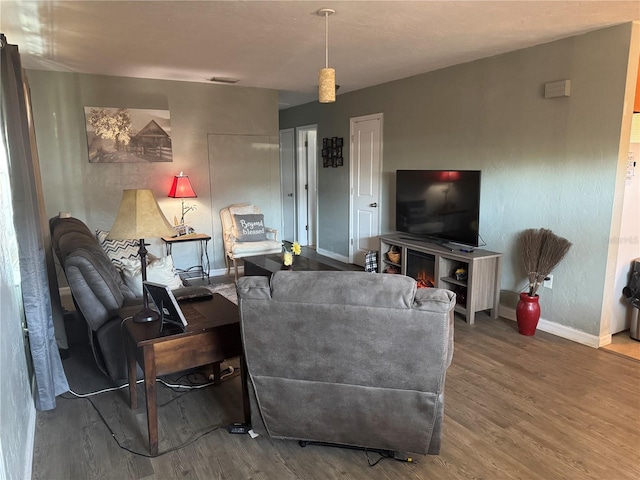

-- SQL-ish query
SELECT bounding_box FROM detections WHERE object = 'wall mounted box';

[544,80,571,98]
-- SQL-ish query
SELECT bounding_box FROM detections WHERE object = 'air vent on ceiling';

[209,77,239,84]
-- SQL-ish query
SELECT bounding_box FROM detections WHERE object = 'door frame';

[279,128,296,242]
[296,125,318,246]
[348,113,383,264]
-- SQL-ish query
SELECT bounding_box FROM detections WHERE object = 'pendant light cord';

[325,11,330,68]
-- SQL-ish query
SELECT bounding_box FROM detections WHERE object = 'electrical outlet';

[543,275,554,289]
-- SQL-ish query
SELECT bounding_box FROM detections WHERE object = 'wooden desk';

[162,233,211,282]
[122,293,249,456]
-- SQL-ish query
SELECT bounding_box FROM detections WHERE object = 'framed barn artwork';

[84,107,173,163]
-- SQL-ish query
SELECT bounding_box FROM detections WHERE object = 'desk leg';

[143,346,159,456]
[211,361,221,386]
[125,327,138,410]
[202,239,210,283]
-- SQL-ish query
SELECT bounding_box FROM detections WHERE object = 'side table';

[122,293,249,456]
[162,233,211,283]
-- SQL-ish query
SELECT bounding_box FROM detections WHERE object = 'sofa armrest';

[223,231,237,252]
[237,276,271,300]
[265,227,278,241]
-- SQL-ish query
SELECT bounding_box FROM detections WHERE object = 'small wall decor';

[84,107,173,163]
[322,136,344,167]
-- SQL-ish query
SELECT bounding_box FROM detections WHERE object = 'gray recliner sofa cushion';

[51,216,211,381]
[53,218,136,331]
[51,216,139,381]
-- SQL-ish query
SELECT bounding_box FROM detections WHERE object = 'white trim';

[499,305,603,347]
[279,128,296,242]
[61,269,239,283]
[296,128,307,244]
[296,125,318,247]
[23,377,37,480]
[316,247,350,265]
[208,267,237,277]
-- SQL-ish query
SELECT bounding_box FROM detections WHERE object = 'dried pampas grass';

[520,228,572,296]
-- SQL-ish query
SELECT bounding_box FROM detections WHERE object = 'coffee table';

[243,253,340,276]
[122,293,248,456]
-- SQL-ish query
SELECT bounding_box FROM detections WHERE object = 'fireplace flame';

[416,271,435,289]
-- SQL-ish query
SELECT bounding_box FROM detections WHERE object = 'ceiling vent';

[209,77,239,84]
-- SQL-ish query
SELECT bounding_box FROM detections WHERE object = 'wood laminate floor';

[34,306,640,480]
[601,331,640,362]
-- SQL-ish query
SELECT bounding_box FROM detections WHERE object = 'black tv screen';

[395,170,481,247]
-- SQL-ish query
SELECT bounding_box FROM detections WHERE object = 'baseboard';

[208,267,234,277]
[499,304,602,348]
[24,376,37,480]
[58,269,612,347]
[598,332,613,347]
[315,248,350,265]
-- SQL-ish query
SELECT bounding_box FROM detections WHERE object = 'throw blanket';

[207,283,238,304]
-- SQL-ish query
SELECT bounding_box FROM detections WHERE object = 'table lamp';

[168,172,197,225]
[107,189,176,322]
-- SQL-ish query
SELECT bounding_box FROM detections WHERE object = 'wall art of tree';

[84,107,172,163]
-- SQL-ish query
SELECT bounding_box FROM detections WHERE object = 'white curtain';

[1,34,69,409]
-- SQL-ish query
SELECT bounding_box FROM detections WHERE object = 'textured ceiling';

[1,1,639,108]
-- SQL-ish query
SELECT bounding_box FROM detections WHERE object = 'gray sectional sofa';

[237,271,455,456]
[50,216,207,381]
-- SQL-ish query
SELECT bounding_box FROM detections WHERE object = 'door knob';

[370,202,378,208]
[287,193,293,197]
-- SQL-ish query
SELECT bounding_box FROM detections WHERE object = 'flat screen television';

[395,170,481,248]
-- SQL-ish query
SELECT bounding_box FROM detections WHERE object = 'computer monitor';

[143,281,188,327]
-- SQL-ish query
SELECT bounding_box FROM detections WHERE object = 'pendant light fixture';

[318,8,336,103]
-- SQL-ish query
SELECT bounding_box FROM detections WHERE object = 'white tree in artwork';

[87,108,132,150]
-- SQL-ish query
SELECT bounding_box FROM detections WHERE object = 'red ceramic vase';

[516,292,540,336]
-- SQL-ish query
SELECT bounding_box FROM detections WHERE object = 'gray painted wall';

[0,205,35,480]
[26,71,280,272]
[280,24,635,336]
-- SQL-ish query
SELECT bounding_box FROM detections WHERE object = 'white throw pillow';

[120,255,184,297]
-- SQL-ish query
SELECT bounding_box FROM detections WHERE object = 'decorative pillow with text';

[233,214,267,242]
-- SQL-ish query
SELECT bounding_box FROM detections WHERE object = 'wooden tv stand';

[379,234,502,324]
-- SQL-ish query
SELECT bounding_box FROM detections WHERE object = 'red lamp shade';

[168,172,197,198]
[438,171,461,182]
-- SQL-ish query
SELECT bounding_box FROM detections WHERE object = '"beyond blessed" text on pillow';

[233,214,267,242]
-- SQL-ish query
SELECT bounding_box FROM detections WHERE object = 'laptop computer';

[144,281,188,328]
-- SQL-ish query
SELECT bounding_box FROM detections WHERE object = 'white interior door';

[349,114,383,266]
[279,129,295,242]
[296,126,318,247]
[306,129,318,247]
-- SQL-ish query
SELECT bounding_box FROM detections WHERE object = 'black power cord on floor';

[84,395,221,457]
[60,369,239,457]
[364,449,415,467]
[298,440,416,467]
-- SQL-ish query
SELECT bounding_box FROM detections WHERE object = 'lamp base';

[133,306,160,323]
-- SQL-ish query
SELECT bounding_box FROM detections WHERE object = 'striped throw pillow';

[96,229,140,272]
